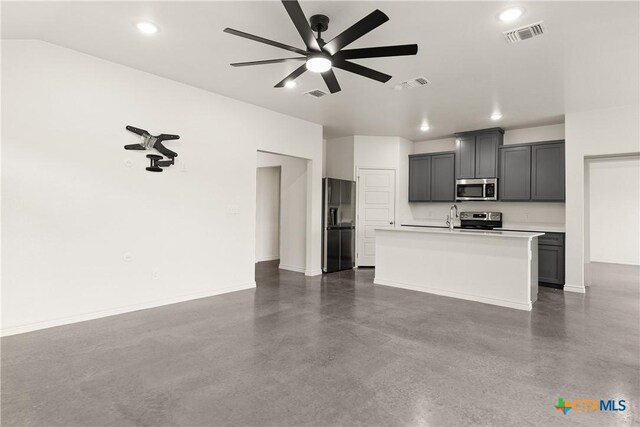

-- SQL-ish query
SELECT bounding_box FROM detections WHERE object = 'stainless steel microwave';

[455,178,498,201]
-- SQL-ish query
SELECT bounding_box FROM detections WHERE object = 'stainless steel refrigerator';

[322,178,356,273]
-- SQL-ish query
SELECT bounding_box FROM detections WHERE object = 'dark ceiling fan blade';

[274,63,308,88]
[224,28,308,56]
[321,69,341,93]
[231,57,307,67]
[323,9,389,56]
[335,44,418,60]
[332,59,392,83]
[281,0,321,52]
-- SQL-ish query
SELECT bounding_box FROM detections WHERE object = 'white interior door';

[357,169,396,267]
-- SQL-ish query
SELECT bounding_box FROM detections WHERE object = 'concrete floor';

[2,262,638,426]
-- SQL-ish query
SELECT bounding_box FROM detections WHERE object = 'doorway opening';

[255,166,281,263]
[256,151,308,275]
[584,153,640,287]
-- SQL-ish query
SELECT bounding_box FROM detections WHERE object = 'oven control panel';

[460,212,502,221]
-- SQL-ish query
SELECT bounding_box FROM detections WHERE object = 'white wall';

[413,137,456,154]
[354,136,403,171]
[565,103,640,292]
[397,138,414,224]
[352,136,413,240]
[255,167,280,262]
[414,124,565,153]
[322,139,327,178]
[256,152,307,272]
[588,156,640,266]
[504,124,565,145]
[324,136,354,180]
[1,41,323,336]
[410,124,566,228]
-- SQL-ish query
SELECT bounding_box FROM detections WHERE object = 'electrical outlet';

[123,252,133,262]
[152,268,160,280]
[524,211,530,221]
[124,159,133,168]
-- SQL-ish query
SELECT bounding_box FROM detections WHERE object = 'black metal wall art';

[124,125,180,172]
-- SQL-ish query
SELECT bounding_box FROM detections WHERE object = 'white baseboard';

[590,258,640,266]
[563,284,586,293]
[255,255,280,262]
[305,269,323,277]
[1,281,256,337]
[278,263,305,273]
[374,277,533,311]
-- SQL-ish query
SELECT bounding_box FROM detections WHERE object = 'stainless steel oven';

[455,178,498,201]
[460,211,502,229]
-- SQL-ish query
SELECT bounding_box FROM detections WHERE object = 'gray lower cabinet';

[408,152,455,202]
[431,153,455,201]
[499,146,531,200]
[532,142,565,201]
[409,155,431,202]
[538,232,565,287]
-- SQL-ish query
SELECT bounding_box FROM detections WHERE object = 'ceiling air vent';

[503,21,547,43]
[304,89,327,98]
[396,76,431,90]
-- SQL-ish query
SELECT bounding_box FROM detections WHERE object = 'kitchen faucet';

[446,204,459,231]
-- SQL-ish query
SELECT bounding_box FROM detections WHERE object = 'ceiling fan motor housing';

[309,14,330,34]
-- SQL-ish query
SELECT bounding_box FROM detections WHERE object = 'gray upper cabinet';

[499,146,531,201]
[531,142,565,201]
[498,140,565,202]
[408,152,455,202]
[455,128,504,179]
[455,136,476,179]
[431,153,455,201]
[408,155,431,202]
[475,133,500,178]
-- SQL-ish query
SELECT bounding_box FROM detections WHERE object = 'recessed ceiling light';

[491,113,503,120]
[306,56,332,73]
[137,21,159,35]
[284,80,297,89]
[420,124,430,131]
[498,7,524,22]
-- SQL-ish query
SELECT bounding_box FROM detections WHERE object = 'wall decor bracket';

[124,125,180,172]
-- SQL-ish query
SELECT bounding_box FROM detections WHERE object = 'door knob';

[389,221,394,225]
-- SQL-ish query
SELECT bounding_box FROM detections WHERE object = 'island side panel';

[530,238,539,304]
[374,230,535,310]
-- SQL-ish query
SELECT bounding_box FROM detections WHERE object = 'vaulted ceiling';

[3,1,638,140]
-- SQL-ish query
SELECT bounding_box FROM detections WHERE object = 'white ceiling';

[2,1,638,140]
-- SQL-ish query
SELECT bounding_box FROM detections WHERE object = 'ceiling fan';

[223,0,418,94]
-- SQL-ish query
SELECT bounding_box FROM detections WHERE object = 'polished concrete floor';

[2,261,638,426]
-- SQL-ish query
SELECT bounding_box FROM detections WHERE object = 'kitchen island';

[374,227,544,311]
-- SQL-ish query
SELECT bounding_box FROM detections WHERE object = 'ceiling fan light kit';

[306,55,332,73]
[224,0,418,94]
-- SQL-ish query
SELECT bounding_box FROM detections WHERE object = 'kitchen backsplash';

[406,201,565,227]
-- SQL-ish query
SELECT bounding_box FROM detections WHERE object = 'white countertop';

[380,226,544,239]
[400,221,565,233]
[497,223,566,233]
